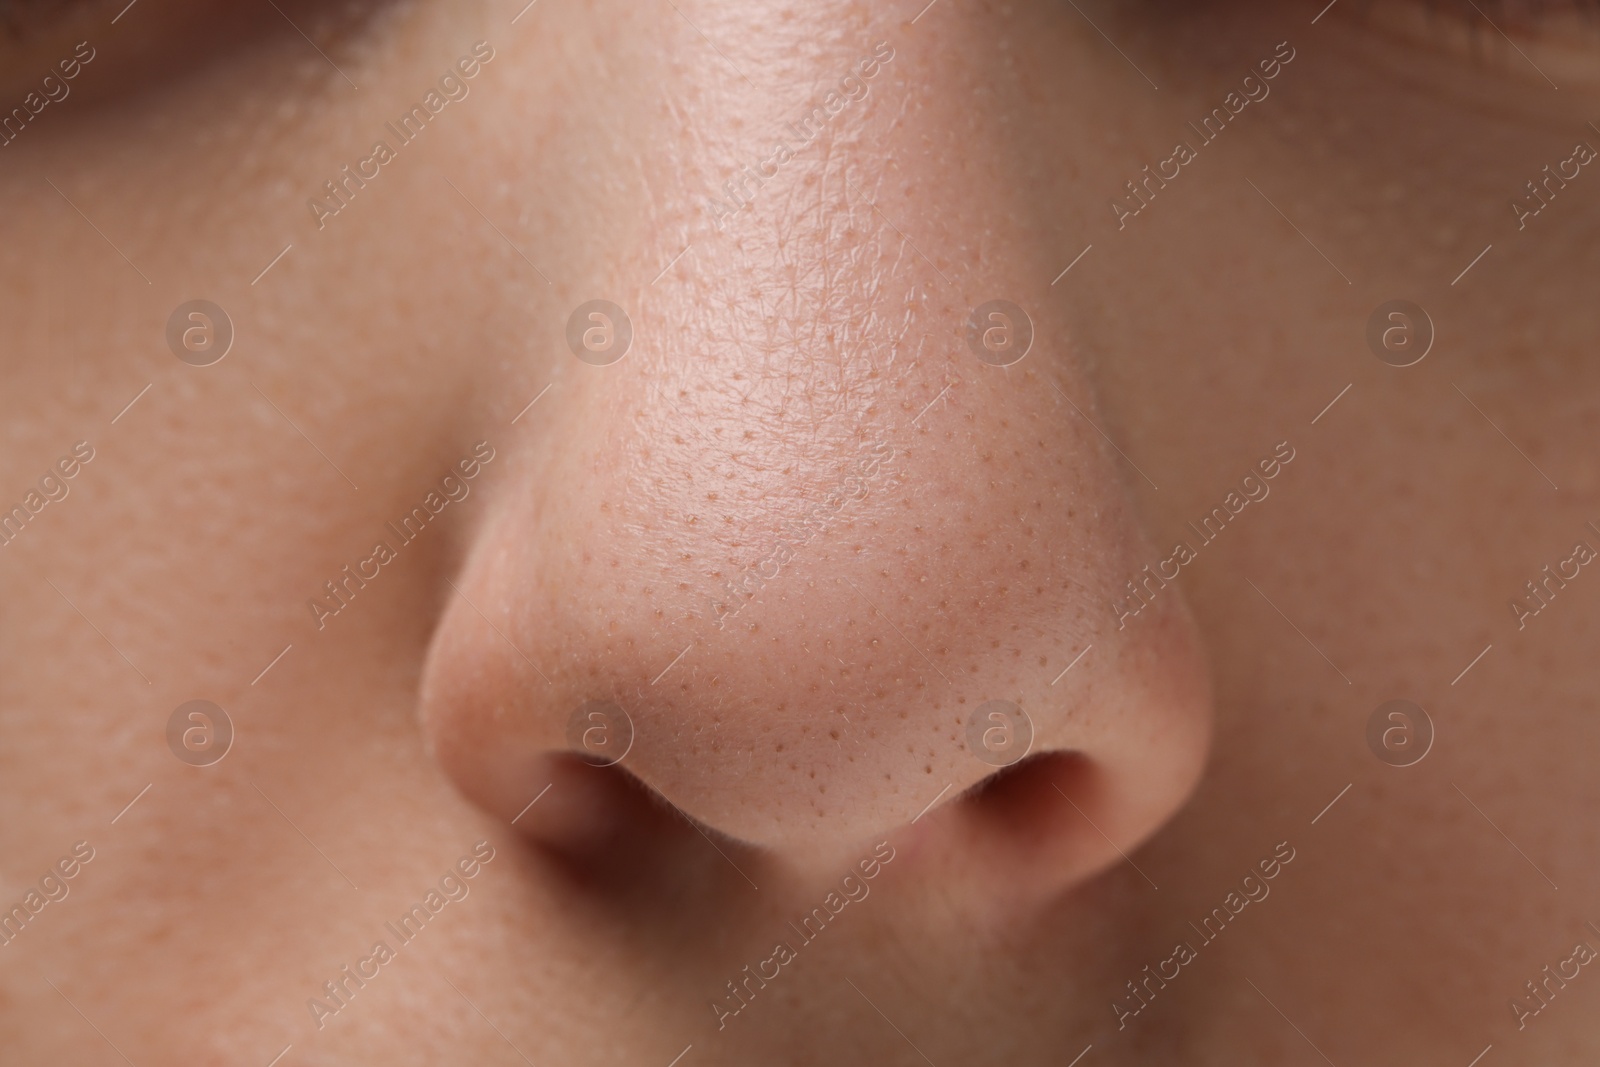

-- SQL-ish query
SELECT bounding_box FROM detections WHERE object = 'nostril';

[959,750,1089,828]
[907,749,1148,906]
[513,752,765,898]
[512,754,659,860]
[954,750,1094,852]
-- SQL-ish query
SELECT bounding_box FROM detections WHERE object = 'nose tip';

[419,358,1211,870]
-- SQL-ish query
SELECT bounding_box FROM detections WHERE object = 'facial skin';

[2,0,1599,1063]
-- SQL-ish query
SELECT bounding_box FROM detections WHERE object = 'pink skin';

[2,1,1598,1063]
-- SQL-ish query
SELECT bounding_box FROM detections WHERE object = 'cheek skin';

[417,0,1213,857]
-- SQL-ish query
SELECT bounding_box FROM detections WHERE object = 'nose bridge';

[596,0,1048,351]
[595,5,1068,554]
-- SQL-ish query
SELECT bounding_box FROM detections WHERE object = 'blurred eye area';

[1289,0,1600,90]
[1478,0,1600,22]
[0,0,387,110]
[0,0,115,44]
[0,0,130,104]
[0,0,97,36]
[1380,0,1600,35]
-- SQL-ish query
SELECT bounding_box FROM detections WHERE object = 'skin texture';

[2,0,1598,1063]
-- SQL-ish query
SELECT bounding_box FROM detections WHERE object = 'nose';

[417,0,1212,889]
